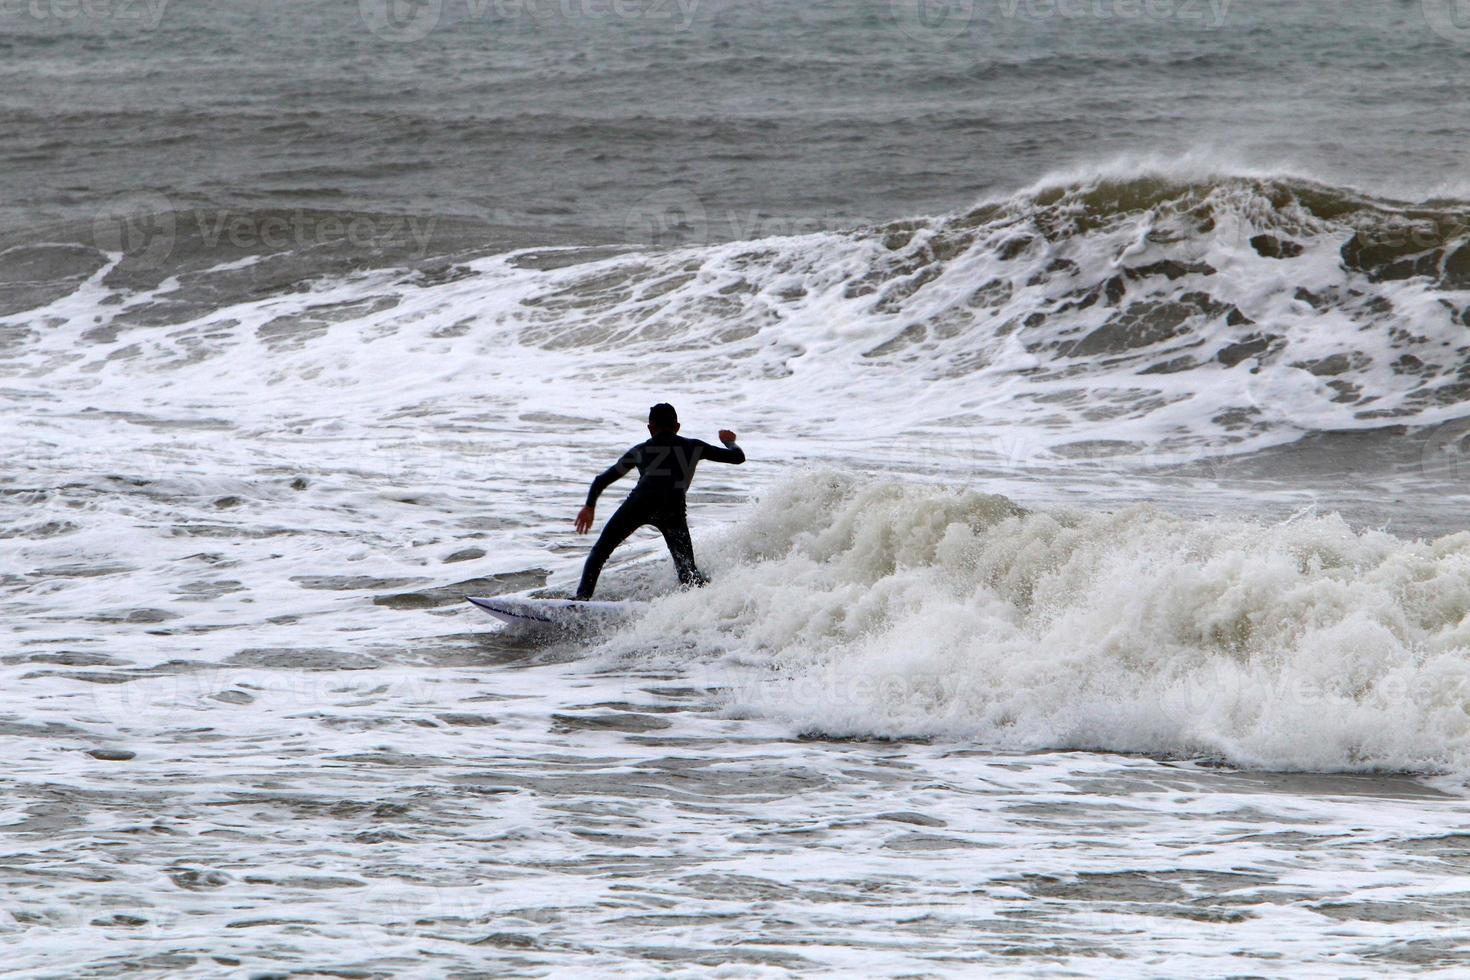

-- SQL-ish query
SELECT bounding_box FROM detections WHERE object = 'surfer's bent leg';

[575,501,646,599]
[657,513,708,588]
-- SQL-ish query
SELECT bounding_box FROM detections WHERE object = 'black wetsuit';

[576,432,745,599]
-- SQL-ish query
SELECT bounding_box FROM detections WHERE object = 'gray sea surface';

[7,1,1470,976]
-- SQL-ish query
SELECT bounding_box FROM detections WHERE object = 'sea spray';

[623,471,1470,776]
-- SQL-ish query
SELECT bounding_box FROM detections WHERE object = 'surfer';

[573,403,745,599]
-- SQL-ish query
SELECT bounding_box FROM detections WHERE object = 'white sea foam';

[10,170,1470,482]
[8,169,1470,771]
[614,472,1470,778]
[8,169,1470,974]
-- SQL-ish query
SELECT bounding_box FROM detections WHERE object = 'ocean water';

[8,0,1470,975]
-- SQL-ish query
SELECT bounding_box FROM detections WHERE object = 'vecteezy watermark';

[1180,658,1470,715]
[623,189,710,248]
[360,0,704,42]
[893,0,1232,44]
[621,189,858,248]
[1424,0,1470,44]
[90,193,445,270]
[1420,417,1470,481]
[86,667,444,727]
[359,0,443,41]
[191,210,440,256]
[1345,212,1470,255]
[891,0,976,42]
[351,880,501,955]
[92,192,177,271]
[1,0,170,29]
[996,0,1231,28]
[363,434,579,488]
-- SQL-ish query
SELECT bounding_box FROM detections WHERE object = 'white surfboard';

[465,595,634,627]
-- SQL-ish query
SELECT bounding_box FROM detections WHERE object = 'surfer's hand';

[575,506,595,534]
[718,429,737,444]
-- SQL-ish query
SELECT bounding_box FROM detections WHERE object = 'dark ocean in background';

[4,0,1470,249]
[9,1,1470,975]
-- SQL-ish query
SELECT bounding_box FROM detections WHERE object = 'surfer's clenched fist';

[718,429,737,444]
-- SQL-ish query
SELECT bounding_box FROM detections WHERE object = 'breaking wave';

[631,471,1470,777]
[11,168,1470,468]
[10,165,1470,775]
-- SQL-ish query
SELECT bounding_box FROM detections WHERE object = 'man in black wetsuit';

[573,403,745,599]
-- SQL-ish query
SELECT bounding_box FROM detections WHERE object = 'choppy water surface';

[9,0,1470,975]
[7,662,1470,975]
[9,220,1470,974]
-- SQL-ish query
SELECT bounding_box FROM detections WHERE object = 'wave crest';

[635,471,1470,776]
[12,168,1470,465]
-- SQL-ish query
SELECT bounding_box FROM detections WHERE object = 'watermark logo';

[4,0,171,29]
[618,190,858,249]
[365,432,493,489]
[349,880,507,955]
[91,191,176,271]
[623,188,709,248]
[89,671,194,726]
[892,0,975,42]
[996,0,1231,29]
[1424,0,1470,44]
[360,0,705,38]
[1345,212,1470,255]
[1420,417,1470,481]
[360,0,444,41]
[1177,658,1251,717]
[537,0,705,29]
[192,209,441,257]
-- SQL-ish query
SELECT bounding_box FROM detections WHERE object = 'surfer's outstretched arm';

[576,447,637,534]
[702,429,745,465]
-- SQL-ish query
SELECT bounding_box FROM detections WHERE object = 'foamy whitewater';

[8,167,1470,974]
[10,0,1470,970]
